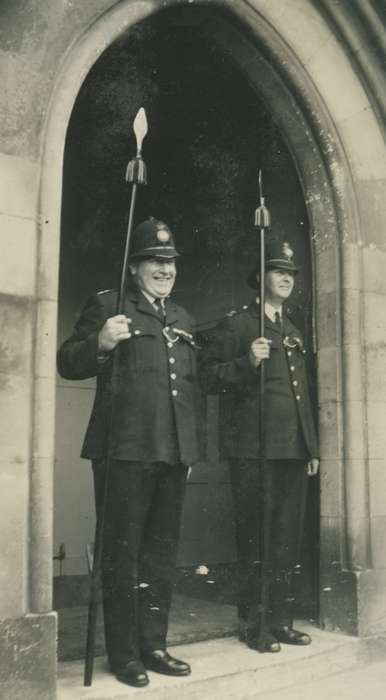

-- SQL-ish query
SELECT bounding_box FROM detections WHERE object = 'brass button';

[169,357,176,364]
[287,351,292,357]
[170,373,177,380]
[292,380,298,387]
[296,394,301,400]
[167,342,173,349]
[290,365,295,372]
[172,389,178,397]
[134,330,140,335]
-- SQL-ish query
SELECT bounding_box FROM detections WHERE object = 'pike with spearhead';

[83,108,148,686]
[253,169,272,648]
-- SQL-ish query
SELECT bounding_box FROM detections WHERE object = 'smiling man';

[200,238,319,654]
[57,218,200,688]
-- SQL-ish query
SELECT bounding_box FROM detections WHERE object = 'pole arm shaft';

[84,108,148,687]
[117,183,138,315]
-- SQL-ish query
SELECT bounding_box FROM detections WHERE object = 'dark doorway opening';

[55,5,319,661]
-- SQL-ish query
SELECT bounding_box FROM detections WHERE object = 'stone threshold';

[57,622,378,700]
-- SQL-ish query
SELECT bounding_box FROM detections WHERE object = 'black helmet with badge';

[129,217,180,260]
[248,238,299,288]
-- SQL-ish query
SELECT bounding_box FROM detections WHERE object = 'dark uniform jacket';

[57,286,201,466]
[200,301,318,461]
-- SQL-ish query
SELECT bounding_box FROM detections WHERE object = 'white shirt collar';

[140,289,165,309]
[256,297,282,323]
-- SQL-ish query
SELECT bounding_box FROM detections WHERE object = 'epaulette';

[97,289,111,295]
[226,304,249,318]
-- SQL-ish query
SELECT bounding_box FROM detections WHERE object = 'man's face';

[264,268,295,304]
[130,257,177,298]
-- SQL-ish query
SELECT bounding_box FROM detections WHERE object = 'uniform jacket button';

[172,389,178,397]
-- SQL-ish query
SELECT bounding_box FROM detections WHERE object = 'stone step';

[57,622,366,700]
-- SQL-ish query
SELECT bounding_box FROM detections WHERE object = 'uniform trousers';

[92,459,187,669]
[229,458,307,636]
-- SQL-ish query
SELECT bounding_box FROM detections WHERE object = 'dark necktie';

[154,298,166,322]
[274,311,282,331]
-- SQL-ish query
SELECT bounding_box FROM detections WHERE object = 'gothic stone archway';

[29,5,385,693]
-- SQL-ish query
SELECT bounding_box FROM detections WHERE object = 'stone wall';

[0,0,386,697]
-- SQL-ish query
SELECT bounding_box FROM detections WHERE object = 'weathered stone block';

[35,300,58,380]
[363,292,386,345]
[358,184,386,249]
[0,214,37,297]
[33,376,56,461]
[307,35,369,124]
[341,241,362,290]
[321,566,386,637]
[367,401,386,459]
[0,153,39,219]
[318,401,343,460]
[0,613,56,700]
[369,459,386,518]
[0,373,32,462]
[317,346,342,404]
[341,288,362,345]
[358,569,386,636]
[315,290,339,349]
[276,0,332,65]
[0,295,33,377]
[370,515,386,569]
[0,462,28,618]
[342,401,367,460]
[365,345,386,403]
[320,568,358,635]
[319,459,343,518]
[314,241,339,295]
[362,244,386,294]
[319,515,342,571]
[339,109,386,180]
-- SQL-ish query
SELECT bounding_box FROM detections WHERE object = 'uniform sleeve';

[57,295,111,380]
[199,317,257,394]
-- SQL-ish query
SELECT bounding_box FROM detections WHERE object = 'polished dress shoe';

[273,626,312,645]
[239,625,281,653]
[142,649,191,676]
[112,659,149,687]
[246,633,281,653]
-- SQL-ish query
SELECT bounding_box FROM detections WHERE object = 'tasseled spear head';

[254,168,271,229]
[125,107,148,185]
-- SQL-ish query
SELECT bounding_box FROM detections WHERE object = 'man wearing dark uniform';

[57,218,200,687]
[200,239,319,653]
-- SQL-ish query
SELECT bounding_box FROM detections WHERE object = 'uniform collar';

[250,299,283,335]
[126,285,179,325]
[263,300,282,324]
[140,289,157,306]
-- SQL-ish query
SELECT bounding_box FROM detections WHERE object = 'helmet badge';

[157,229,171,243]
[282,241,294,261]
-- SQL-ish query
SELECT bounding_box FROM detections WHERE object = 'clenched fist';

[249,337,272,368]
[98,315,132,352]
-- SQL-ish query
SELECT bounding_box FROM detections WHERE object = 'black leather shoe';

[274,626,311,646]
[246,633,281,653]
[142,649,191,676]
[239,624,281,653]
[112,659,149,687]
